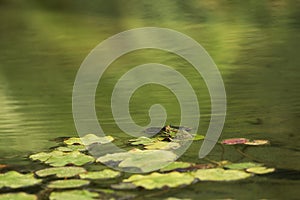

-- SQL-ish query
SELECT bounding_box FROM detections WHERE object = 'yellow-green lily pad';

[193,168,251,181]
[224,162,262,170]
[48,179,90,189]
[123,172,194,189]
[30,151,95,166]
[0,192,37,200]
[64,134,114,146]
[246,166,275,174]
[192,134,205,141]
[129,137,156,145]
[97,149,177,173]
[79,169,121,179]
[144,142,180,150]
[0,171,41,189]
[36,167,86,178]
[56,145,87,152]
[160,162,192,172]
[49,190,99,200]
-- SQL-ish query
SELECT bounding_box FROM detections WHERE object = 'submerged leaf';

[246,167,275,174]
[48,179,90,189]
[49,190,99,200]
[224,162,262,170]
[160,162,192,172]
[79,169,121,179]
[193,168,251,181]
[123,172,194,189]
[30,151,94,166]
[221,138,249,145]
[36,167,86,178]
[0,171,41,189]
[0,192,37,200]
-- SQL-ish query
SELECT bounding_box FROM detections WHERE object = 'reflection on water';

[0,0,299,198]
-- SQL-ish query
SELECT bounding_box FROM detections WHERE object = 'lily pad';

[144,142,180,150]
[36,167,86,178]
[0,192,37,200]
[193,168,251,181]
[48,179,90,189]
[245,140,270,146]
[129,137,156,145]
[224,162,262,170]
[160,162,192,172]
[64,134,114,146]
[123,172,195,189]
[97,149,177,173]
[30,150,95,166]
[79,169,121,179]
[49,190,99,200]
[246,166,275,174]
[0,171,41,189]
[192,134,205,141]
[221,138,249,145]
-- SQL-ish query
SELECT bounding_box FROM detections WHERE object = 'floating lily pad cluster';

[0,129,275,199]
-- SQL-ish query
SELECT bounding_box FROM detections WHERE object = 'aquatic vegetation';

[246,167,275,174]
[97,149,177,173]
[224,162,262,170]
[48,179,90,189]
[79,169,121,179]
[193,168,251,181]
[159,161,193,172]
[0,125,276,198]
[0,171,41,189]
[64,134,114,146]
[49,190,99,200]
[35,166,86,178]
[30,150,95,166]
[123,172,195,189]
[0,192,37,200]
[221,138,270,146]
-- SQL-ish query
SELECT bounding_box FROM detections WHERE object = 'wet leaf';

[79,169,121,179]
[193,168,251,181]
[0,192,37,200]
[246,166,275,174]
[129,137,156,145]
[97,149,177,173]
[160,162,192,172]
[221,138,249,145]
[224,162,262,170]
[48,179,90,189]
[36,167,86,178]
[144,141,180,150]
[64,134,114,146]
[123,172,195,189]
[49,190,99,200]
[0,171,41,189]
[245,140,270,146]
[30,150,94,166]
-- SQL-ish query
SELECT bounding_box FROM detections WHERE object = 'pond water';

[0,0,299,199]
